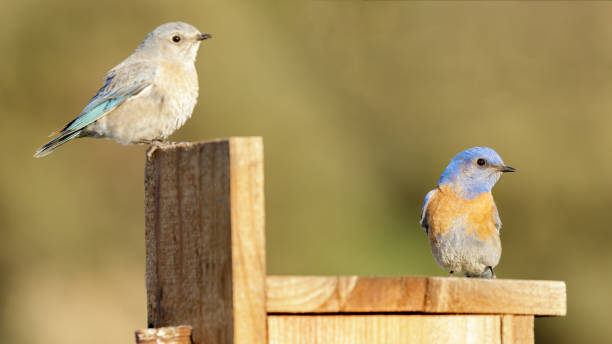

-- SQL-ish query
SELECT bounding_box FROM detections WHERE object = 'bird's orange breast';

[426,185,498,242]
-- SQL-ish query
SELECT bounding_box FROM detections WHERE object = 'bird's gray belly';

[430,228,501,275]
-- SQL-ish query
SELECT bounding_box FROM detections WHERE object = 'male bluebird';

[420,147,516,278]
[34,22,212,158]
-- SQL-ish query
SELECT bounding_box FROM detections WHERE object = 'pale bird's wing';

[34,60,156,158]
[57,60,157,136]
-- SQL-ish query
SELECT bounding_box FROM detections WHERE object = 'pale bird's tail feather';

[48,127,63,137]
[33,130,82,158]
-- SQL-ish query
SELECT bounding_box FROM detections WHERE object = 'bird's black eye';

[477,158,486,166]
[172,35,181,43]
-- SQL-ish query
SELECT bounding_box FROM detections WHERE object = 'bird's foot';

[138,138,165,145]
[488,266,496,279]
[146,145,159,160]
[143,139,188,159]
[448,270,454,277]
[140,139,166,160]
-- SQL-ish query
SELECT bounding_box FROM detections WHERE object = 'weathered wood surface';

[266,276,566,316]
[268,315,514,344]
[135,326,192,344]
[144,138,266,344]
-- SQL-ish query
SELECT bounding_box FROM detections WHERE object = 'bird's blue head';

[438,147,516,200]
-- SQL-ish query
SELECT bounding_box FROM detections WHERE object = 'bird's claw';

[146,145,159,160]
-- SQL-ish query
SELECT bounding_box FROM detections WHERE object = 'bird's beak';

[198,33,212,41]
[498,165,516,173]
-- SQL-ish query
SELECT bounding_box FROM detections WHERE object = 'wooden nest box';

[136,137,566,344]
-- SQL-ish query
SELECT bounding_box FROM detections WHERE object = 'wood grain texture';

[144,138,266,344]
[266,276,566,316]
[135,326,192,344]
[268,315,502,344]
[501,315,534,344]
[228,138,267,343]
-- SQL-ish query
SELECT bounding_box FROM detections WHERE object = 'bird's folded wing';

[53,60,157,136]
[420,188,438,233]
[493,206,502,234]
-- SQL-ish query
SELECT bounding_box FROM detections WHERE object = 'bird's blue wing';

[60,93,131,133]
[420,188,437,233]
[34,60,156,158]
[58,61,156,135]
[493,205,502,234]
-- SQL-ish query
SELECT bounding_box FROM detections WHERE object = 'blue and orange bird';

[420,147,516,278]
[34,22,212,158]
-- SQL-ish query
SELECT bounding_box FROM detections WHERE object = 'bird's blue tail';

[33,130,82,158]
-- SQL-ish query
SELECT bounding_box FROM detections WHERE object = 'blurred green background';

[0,0,609,342]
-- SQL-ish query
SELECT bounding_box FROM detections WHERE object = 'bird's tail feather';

[33,130,81,158]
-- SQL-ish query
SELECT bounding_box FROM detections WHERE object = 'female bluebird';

[420,147,516,278]
[34,22,212,158]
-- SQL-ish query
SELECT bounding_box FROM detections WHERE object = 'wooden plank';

[268,315,501,344]
[228,138,267,343]
[144,138,266,344]
[266,276,426,313]
[266,276,566,316]
[135,326,192,344]
[501,315,534,344]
